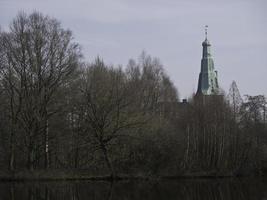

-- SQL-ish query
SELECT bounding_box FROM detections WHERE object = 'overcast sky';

[1,0,267,98]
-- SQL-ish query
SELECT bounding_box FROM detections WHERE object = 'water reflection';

[0,178,266,200]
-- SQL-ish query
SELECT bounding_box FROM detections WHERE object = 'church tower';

[196,26,219,95]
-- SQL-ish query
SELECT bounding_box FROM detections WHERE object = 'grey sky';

[1,0,267,98]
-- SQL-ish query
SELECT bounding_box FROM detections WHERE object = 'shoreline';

[0,170,265,181]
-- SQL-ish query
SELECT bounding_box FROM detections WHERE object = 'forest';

[0,12,266,180]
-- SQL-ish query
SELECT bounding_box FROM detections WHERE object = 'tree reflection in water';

[0,178,266,200]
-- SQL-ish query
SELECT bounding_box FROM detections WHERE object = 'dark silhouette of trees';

[79,58,146,177]
[0,12,266,178]
[0,12,81,170]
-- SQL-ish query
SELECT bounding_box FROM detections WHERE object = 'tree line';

[0,12,266,178]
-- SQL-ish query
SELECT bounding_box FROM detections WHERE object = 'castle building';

[196,26,219,95]
[159,27,221,120]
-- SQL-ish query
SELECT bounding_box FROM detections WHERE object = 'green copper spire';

[197,26,219,95]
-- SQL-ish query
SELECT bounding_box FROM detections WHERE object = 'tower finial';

[205,25,208,39]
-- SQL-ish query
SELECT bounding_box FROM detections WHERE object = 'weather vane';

[205,25,208,39]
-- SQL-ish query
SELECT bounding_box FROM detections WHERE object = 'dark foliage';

[0,12,266,178]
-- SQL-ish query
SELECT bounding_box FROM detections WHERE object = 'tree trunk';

[28,138,35,171]
[45,186,50,200]
[9,184,15,200]
[9,93,16,171]
[101,143,115,178]
[74,147,79,169]
[45,118,49,169]
[9,126,15,171]
[107,181,114,200]
[183,125,190,169]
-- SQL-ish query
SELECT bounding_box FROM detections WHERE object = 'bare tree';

[227,81,243,121]
[0,12,81,170]
[80,58,145,178]
[240,95,267,173]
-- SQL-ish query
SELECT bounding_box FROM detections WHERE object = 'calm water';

[0,178,266,200]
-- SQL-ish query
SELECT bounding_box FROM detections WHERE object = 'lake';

[0,178,266,200]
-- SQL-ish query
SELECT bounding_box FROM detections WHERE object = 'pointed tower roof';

[196,26,219,95]
[202,25,211,46]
